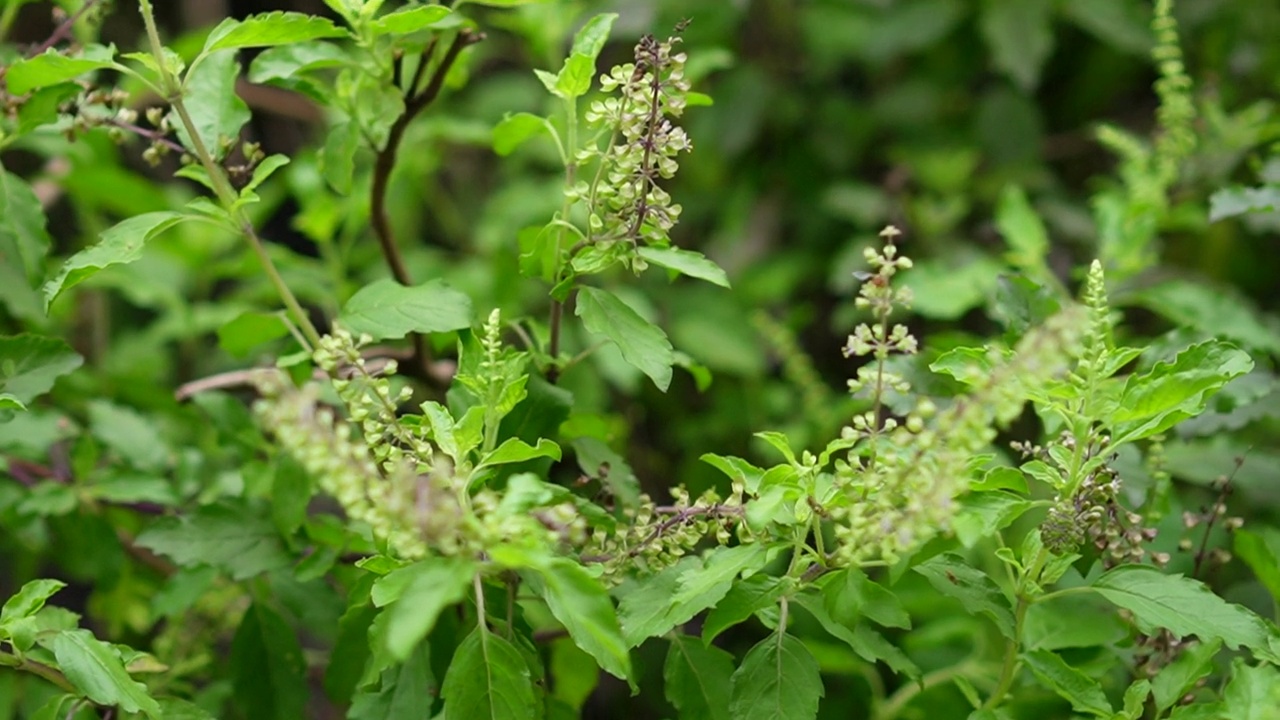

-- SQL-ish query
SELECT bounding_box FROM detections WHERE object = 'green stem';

[0,649,80,694]
[981,548,1047,711]
[875,661,981,720]
[137,0,322,350]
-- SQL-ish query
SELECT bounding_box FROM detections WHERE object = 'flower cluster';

[584,29,691,254]
[583,485,742,579]
[829,228,1086,564]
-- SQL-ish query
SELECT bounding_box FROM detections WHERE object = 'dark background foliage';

[3,0,1279,717]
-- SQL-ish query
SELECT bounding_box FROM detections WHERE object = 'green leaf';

[348,640,436,719]
[1093,565,1276,657]
[1235,528,1280,603]
[979,0,1053,90]
[478,437,562,469]
[320,120,361,195]
[1023,593,1127,650]
[369,5,455,36]
[930,346,1011,386]
[1129,280,1280,356]
[177,50,251,161]
[249,42,350,84]
[49,630,161,718]
[87,400,170,471]
[994,185,1049,279]
[0,168,52,287]
[0,579,66,628]
[241,155,291,198]
[1111,340,1254,443]
[1061,0,1151,55]
[532,559,632,683]
[638,247,731,288]
[1209,185,1280,222]
[729,633,824,720]
[203,11,346,53]
[1221,658,1280,719]
[952,492,1033,548]
[575,286,675,391]
[554,53,595,100]
[569,13,617,61]
[0,334,83,404]
[1151,639,1222,714]
[270,455,311,536]
[339,278,473,341]
[615,561,698,646]
[440,628,537,720]
[373,557,475,661]
[665,634,733,720]
[229,603,308,720]
[135,503,292,580]
[820,568,910,630]
[218,311,290,358]
[43,211,188,309]
[792,592,919,679]
[492,113,549,156]
[1022,649,1112,716]
[702,575,786,644]
[5,45,118,95]
[915,554,1015,638]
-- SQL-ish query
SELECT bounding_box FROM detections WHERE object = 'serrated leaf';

[42,211,187,309]
[792,592,919,679]
[1111,340,1254,443]
[229,603,307,720]
[87,400,170,471]
[1235,528,1280,603]
[492,112,549,156]
[638,246,731,288]
[532,559,632,683]
[820,568,910,631]
[994,185,1049,279]
[569,14,617,61]
[249,41,350,84]
[135,503,292,580]
[373,557,474,661]
[1221,658,1280,719]
[217,311,290,358]
[575,286,674,391]
[478,437,562,469]
[49,630,161,717]
[729,633,824,720]
[203,11,346,53]
[979,0,1053,90]
[1093,565,1276,657]
[0,334,83,404]
[0,579,66,628]
[1151,639,1222,714]
[440,628,537,720]
[177,50,251,161]
[952,492,1033,548]
[339,278,472,341]
[1129,280,1280,356]
[702,576,786,644]
[665,634,733,720]
[5,45,117,95]
[1209,185,1280,222]
[1022,649,1112,716]
[617,556,713,647]
[554,53,595,99]
[1061,0,1151,55]
[0,168,52,287]
[915,554,1015,638]
[369,5,454,36]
